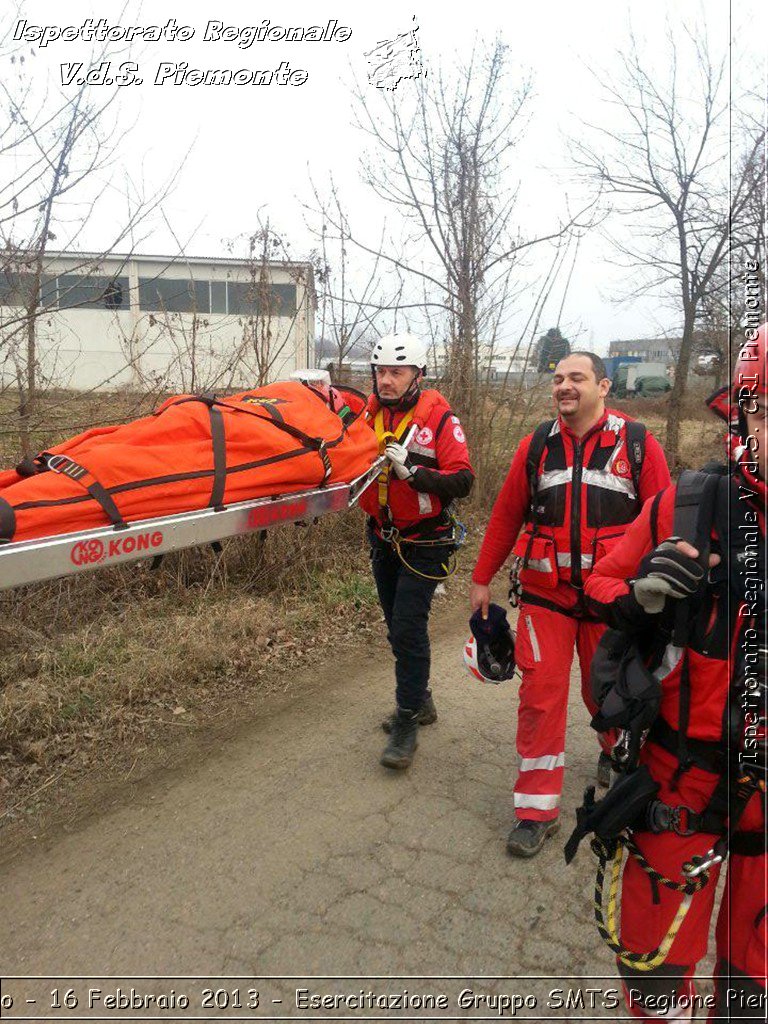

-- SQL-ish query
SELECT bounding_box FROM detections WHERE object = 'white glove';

[385,442,416,480]
[632,576,676,615]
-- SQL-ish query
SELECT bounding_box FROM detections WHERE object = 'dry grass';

[0,513,385,827]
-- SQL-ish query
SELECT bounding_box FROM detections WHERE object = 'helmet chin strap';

[372,368,423,409]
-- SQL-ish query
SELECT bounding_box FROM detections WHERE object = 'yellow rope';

[592,835,709,972]
[391,534,458,581]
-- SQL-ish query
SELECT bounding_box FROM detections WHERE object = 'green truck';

[612,361,671,398]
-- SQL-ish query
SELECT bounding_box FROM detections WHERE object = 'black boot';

[506,818,560,858]
[381,692,437,733]
[380,707,419,769]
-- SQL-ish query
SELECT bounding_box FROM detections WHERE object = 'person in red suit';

[359,333,473,770]
[584,326,767,1021]
[471,352,671,856]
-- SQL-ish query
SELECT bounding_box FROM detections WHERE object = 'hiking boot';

[506,818,560,858]
[381,692,437,733]
[380,707,419,770]
[596,751,613,789]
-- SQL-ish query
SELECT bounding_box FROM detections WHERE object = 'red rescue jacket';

[359,389,473,536]
[585,393,766,751]
[472,409,671,606]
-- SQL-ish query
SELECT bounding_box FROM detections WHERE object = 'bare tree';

[697,125,766,389]
[327,39,590,435]
[212,219,313,389]
[0,14,181,455]
[307,179,398,379]
[574,26,765,466]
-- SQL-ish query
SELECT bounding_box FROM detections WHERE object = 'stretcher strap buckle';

[45,454,88,481]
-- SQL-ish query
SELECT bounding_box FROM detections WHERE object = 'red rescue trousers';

[618,744,767,1022]
[513,595,608,822]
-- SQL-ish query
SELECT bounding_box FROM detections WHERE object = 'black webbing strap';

[525,420,555,517]
[520,589,602,622]
[673,652,692,785]
[44,454,127,530]
[624,420,646,497]
[207,405,227,510]
[649,490,664,548]
[0,496,16,542]
[212,396,334,482]
[648,716,724,774]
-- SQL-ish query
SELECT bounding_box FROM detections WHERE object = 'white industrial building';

[0,252,316,391]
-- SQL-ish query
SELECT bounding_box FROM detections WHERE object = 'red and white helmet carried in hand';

[463,635,516,683]
[463,604,516,684]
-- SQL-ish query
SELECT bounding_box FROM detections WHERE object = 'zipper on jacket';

[570,440,584,588]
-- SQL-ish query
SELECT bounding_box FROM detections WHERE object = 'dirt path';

[1,602,626,1019]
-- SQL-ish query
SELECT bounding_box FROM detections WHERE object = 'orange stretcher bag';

[0,381,377,544]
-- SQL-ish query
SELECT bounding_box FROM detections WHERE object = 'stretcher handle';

[347,424,418,509]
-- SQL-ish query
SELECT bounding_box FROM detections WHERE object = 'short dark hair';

[562,350,608,382]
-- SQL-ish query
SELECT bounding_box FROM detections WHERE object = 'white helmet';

[463,634,516,684]
[371,333,428,372]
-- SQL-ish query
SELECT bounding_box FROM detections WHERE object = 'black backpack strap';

[673,470,720,561]
[649,490,664,548]
[624,420,646,497]
[434,408,454,443]
[669,470,722,785]
[526,419,555,514]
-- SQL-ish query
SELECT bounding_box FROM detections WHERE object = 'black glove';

[631,537,706,614]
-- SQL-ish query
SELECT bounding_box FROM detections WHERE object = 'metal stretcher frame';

[0,454,390,593]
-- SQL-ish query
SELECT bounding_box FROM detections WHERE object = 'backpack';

[588,468,723,766]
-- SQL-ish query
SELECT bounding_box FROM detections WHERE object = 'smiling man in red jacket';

[470,351,671,856]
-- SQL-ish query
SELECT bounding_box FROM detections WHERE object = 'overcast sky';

[4,0,765,353]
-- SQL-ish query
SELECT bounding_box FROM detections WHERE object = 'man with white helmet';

[359,333,474,769]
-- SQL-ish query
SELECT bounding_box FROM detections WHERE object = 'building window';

[227,281,296,317]
[138,277,210,314]
[57,274,130,311]
[0,271,40,307]
[210,281,227,314]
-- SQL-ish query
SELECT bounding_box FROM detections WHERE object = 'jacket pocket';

[512,531,558,589]
[591,529,626,569]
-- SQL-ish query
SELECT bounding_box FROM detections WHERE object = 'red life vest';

[358,389,456,531]
[512,411,645,591]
